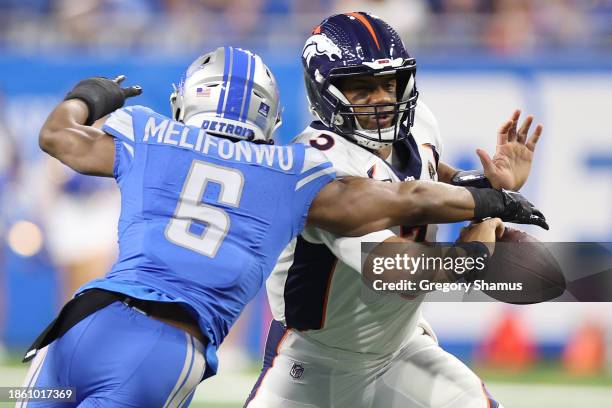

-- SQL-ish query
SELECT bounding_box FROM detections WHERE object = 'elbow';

[38,128,54,154]
[39,126,64,158]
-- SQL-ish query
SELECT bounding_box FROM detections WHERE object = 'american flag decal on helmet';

[196,87,211,97]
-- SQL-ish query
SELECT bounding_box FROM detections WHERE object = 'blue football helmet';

[302,12,418,150]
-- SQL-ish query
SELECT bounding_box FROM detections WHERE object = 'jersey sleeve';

[293,129,374,178]
[292,146,336,236]
[302,227,396,273]
[103,106,136,180]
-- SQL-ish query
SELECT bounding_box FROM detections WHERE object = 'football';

[480,227,565,304]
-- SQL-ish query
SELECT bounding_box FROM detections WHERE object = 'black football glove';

[64,75,142,125]
[467,187,549,230]
[498,189,549,230]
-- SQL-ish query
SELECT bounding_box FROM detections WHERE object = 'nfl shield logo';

[290,363,304,379]
[258,102,270,117]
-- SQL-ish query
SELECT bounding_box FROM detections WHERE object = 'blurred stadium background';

[0,0,611,407]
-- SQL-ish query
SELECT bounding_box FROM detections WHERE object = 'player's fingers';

[495,221,506,239]
[497,120,511,145]
[507,113,519,142]
[508,121,518,142]
[532,208,546,219]
[481,217,505,239]
[476,149,494,173]
[526,124,543,152]
[533,216,549,230]
[113,75,126,84]
[510,109,521,122]
[529,207,549,230]
[459,226,471,239]
[484,217,504,232]
[123,85,142,98]
[517,115,534,144]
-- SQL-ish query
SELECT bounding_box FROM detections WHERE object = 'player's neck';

[375,145,393,161]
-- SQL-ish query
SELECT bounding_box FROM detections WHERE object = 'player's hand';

[476,110,542,191]
[110,75,143,98]
[459,218,505,255]
[498,189,549,230]
[64,75,142,126]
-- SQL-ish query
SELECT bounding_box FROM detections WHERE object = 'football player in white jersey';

[245,13,543,408]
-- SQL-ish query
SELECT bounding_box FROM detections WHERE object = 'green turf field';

[2,358,611,407]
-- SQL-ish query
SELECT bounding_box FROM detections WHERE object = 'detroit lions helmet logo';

[302,35,342,67]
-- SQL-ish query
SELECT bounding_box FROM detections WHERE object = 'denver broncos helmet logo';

[302,35,342,67]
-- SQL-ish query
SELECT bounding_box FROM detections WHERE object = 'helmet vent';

[201,56,211,66]
[253,90,264,99]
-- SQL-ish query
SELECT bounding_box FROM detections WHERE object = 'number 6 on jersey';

[165,160,244,258]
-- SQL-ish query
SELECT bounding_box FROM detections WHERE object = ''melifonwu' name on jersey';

[142,111,293,171]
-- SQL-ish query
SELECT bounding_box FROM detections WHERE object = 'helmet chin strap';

[402,74,415,101]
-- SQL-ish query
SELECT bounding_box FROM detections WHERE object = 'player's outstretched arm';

[39,76,141,176]
[306,177,548,236]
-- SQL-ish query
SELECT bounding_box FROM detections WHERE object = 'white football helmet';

[170,47,282,143]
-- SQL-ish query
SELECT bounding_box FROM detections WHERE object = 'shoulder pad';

[411,99,443,157]
[293,125,378,177]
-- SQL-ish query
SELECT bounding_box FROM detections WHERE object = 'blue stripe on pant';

[243,319,287,407]
[21,301,206,408]
[482,382,501,408]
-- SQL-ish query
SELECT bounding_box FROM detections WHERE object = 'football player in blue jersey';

[22,46,546,407]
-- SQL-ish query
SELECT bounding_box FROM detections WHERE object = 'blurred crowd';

[0,0,611,55]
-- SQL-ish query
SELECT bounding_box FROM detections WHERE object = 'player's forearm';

[314,180,476,236]
[39,99,89,155]
[40,75,140,169]
[436,161,458,184]
[394,180,476,225]
[307,177,547,237]
[39,99,113,176]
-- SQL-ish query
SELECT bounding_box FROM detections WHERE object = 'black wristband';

[451,170,493,189]
[466,187,506,220]
[64,78,125,126]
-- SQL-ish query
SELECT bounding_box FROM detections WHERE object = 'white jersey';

[266,101,443,355]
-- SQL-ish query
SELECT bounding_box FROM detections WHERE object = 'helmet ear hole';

[174,108,181,121]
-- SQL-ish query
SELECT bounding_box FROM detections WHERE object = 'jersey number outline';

[165,160,244,258]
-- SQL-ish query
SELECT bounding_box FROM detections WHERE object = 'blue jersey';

[79,105,335,378]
